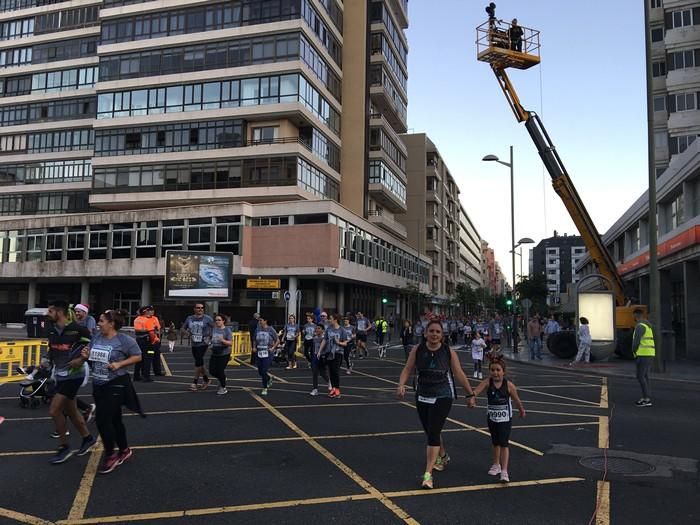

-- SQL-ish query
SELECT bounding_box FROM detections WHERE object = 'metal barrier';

[0,339,47,383]
[228,332,252,366]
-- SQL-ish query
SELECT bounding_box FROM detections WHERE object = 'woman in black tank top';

[397,320,476,489]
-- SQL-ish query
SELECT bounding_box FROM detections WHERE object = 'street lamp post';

[483,146,517,353]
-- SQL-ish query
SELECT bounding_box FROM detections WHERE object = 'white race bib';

[192,334,203,343]
[488,405,510,423]
[418,395,437,405]
[257,349,269,358]
[89,347,112,381]
[89,348,110,364]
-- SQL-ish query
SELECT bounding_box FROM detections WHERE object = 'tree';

[514,275,549,313]
[454,282,477,316]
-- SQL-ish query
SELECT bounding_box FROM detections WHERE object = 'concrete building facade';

[530,232,586,303]
[398,133,477,312]
[0,0,429,325]
[649,0,700,176]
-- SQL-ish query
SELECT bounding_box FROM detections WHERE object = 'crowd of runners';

[20,300,533,487]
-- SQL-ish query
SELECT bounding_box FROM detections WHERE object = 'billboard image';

[165,251,233,300]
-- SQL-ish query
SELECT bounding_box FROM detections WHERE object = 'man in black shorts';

[47,300,96,464]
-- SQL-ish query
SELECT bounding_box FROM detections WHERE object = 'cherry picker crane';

[475,8,646,357]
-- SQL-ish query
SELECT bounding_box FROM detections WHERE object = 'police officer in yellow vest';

[632,308,655,407]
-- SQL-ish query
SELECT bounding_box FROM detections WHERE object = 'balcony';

[387,0,408,29]
[426,187,442,204]
[668,109,700,134]
[368,182,406,213]
[367,209,407,239]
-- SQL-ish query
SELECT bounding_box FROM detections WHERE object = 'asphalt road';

[0,344,698,525]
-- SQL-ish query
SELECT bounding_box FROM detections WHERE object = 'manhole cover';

[579,456,655,475]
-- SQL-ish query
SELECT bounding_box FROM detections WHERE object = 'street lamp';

[512,237,535,283]
[483,146,517,353]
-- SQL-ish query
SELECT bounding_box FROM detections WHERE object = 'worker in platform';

[509,18,524,52]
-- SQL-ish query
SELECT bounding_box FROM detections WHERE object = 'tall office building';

[649,1,700,176]
[0,0,428,324]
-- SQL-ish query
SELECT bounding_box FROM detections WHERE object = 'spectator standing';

[631,309,655,407]
[74,304,98,337]
[166,322,177,352]
[527,317,542,360]
[571,317,592,366]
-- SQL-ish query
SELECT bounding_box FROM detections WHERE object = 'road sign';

[521,298,533,308]
[246,278,281,289]
[283,291,291,301]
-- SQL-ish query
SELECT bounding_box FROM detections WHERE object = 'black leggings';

[312,356,329,389]
[416,396,453,446]
[93,375,129,455]
[284,340,297,363]
[303,339,314,362]
[328,353,343,389]
[209,353,229,388]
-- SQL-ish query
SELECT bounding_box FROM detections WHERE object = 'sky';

[405,0,649,285]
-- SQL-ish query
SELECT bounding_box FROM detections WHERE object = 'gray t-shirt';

[284,323,299,340]
[77,315,98,337]
[255,326,279,352]
[88,333,141,385]
[356,318,369,332]
[303,322,316,341]
[183,314,215,346]
[323,325,348,356]
[211,327,233,356]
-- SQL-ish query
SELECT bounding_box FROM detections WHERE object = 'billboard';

[164,251,233,300]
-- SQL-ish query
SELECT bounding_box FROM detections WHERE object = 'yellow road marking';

[598,416,609,450]
[399,401,545,457]
[0,507,55,525]
[67,439,103,521]
[599,379,608,409]
[246,388,419,524]
[159,354,172,377]
[518,387,601,406]
[233,358,288,383]
[595,480,611,525]
[55,476,586,524]
[384,476,585,498]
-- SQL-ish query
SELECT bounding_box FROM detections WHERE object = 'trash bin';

[24,308,51,338]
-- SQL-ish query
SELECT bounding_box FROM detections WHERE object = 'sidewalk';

[499,342,700,384]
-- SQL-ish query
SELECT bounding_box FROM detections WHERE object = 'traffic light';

[506,298,513,306]
[382,297,388,304]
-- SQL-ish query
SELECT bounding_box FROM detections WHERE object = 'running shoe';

[327,383,332,392]
[292,363,297,369]
[473,371,478,378]
[76,435,97,457]
[267,378,273,388]
[309,389,319,396]
[421,472,433,489]
[478,372,483,379]
[635,398,652,407]
[83,403,96,424]
[189,383,198,392]
[200,378,212,390]
[285,365,292,370]
[49,445,73,465]
[329,388,341,399]
[433,453,451,471]
[499,470,510,483]
[117,448,133,465]
[488,464,502,476]
[51,430,70,439]
[261,388,268,396]
[98,453,121,474]
[216,388,228,395]
[346,368,351,375]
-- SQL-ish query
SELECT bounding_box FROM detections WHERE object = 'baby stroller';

[17,360,54,409]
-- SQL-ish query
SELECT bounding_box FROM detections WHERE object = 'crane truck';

[475,8,646,358]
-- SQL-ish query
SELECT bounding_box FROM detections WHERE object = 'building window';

[667,92,696,113]
[667,49,698,71]
[651,0,662,7]
[668,9,696,29]
[652,61,666,77]
[653,95,666,112]
[651,27,664,42]
[368,160,407,206]
[252,126,278,144]
[669,134,697,155]
[671,193,684,229]
[654,131,668,150]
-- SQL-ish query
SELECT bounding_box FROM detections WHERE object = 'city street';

[1,345,698,525]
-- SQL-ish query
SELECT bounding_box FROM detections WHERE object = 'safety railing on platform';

[0,340,47,382]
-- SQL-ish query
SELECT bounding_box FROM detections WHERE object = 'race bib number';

[257,349,269,358]
[89,347,112,381]
[192,334,203,343]
[488,405,510,423]
[89,348,110,364]
[418,395,437,405]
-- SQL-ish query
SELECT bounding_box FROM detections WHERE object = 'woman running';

[397,319,476,489]
[283,314,300,370]
[400,320,413,362]
[210,314,233,395]
[342,316,356,374]
[309,324,330,396]
[254,316,279,396]
[80,309,143,475]
[319,313,347,398]
[302,313,316,367]
[472,356,526,483]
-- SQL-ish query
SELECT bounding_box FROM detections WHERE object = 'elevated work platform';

[476,19,540,70]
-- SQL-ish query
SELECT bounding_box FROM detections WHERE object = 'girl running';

[319,313,347,398]
[400,320,413,361]
[471,331,487,379]
[283,314,299,369]
[209,314,233,395]
[309,324,330,396]
[397,320,476,489]
[254,316,279,396]
[342,316,356,374]
[472,357,526,483]
[80,309,143,475]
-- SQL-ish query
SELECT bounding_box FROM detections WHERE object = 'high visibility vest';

[635,321,656,357]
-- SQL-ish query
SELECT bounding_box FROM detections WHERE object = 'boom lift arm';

[491,65,628,307]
